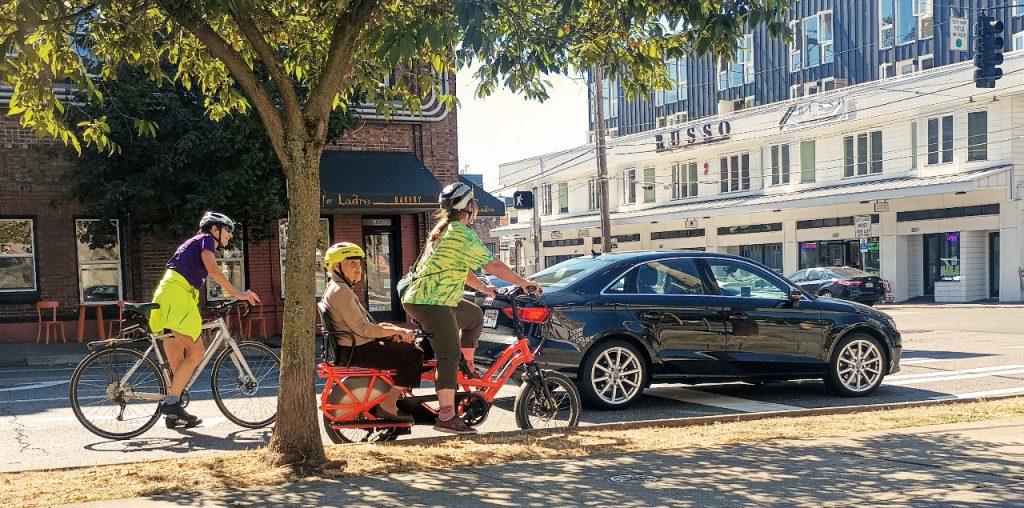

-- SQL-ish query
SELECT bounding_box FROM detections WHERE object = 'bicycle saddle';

[124,302,160,318]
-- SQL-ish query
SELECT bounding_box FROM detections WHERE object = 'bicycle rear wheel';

[211,341,280,428]
[514,370,582,430]
[70,347,166,440]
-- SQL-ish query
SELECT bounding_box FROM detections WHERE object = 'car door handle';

[640,311,664,320]
[728,312,748,321]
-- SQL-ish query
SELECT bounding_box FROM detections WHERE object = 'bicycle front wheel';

[70,347,166,440]
[514,370,582,430]
[211,342,280,428]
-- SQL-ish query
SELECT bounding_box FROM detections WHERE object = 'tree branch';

[229,9,304,132]
[156,0,287,162]
[306,0,381,134]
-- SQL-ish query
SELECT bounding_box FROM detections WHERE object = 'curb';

[26,355,83,367]
[386,392,1024,447]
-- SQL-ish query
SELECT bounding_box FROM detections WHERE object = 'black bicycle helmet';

[439,182,474,211]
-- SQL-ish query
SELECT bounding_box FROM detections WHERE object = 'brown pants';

[336,340,423,388]
[403,299,483,390]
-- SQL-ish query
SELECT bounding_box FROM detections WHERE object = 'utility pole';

[593,66,612,253]
[531,155,544,273]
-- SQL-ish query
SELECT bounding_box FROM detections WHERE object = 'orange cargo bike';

[317,287,581,442]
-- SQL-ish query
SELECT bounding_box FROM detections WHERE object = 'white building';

[492,53,1024,303]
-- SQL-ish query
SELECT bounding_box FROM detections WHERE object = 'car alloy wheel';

[826,334,885,396]
[582,341,646,409]
[819,290,834,298]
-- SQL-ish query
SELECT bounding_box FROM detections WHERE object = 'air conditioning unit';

[804,82,819,95]
[718,99,734,114]
[657,116,669,128]
[606,127,619,138]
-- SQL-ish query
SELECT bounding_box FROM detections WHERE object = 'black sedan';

[473,251,901,410]
[788,267,886,305]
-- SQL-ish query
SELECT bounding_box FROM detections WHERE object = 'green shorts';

[149,269,202,341]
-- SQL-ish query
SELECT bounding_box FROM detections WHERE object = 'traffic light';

[512,190,534,210]
[974,14,1004,89]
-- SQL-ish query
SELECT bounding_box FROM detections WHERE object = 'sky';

[455,67,590,194]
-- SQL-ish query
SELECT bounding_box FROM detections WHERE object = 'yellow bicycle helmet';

[324,242,365,272]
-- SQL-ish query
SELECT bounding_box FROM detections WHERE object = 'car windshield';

[830,267,871,278]
[530,256,608,289]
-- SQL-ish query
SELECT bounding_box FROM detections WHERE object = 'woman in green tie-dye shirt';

[403,181,539,435]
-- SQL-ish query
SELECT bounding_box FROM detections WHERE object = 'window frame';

[800,140,816,183]
[719,153,751,193]
[279,217,331,298]
[803,14,820,68]
[967,110,988,162]
[207,234,246,301]
[642,167,656,203]
[541,183,554,216]
[0,217,39,294]
[770,143,791,186]
[671,161,699,200]
[880,0,895,49]
[1013,31,1024,52]
[587,177,599,211]
[557,182,569,214]
[621,168,637,204]
[75,219,124,305]
[843,130,883,178]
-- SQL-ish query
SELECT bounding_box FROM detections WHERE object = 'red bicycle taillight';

[502,307,550,324]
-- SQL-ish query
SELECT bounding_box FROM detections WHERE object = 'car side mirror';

[789,289,803,302]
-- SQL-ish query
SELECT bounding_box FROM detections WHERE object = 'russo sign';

[654,120,731,152]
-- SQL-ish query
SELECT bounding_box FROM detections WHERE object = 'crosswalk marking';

[886,365,1024,386]
[933,386,1024,399]
[899,358,956,365]
[645,387,803,412]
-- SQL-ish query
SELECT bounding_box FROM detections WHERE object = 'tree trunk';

[266,133,327,467]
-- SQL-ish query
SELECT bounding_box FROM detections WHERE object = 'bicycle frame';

[117,315,253,402]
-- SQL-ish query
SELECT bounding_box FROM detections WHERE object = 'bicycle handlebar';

[207,298,250,318]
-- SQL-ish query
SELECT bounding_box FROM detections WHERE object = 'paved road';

[1,306,1022,472]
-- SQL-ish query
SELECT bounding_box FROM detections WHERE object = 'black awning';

[459,176,506,217]
[320,151,443,214]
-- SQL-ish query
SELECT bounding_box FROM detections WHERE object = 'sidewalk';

[0,341,90,368]
[64,417,1024,507]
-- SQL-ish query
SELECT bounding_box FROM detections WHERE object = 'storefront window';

[208,236,245,301]
[728,243,783,274]
[0,218,38,292]
[279,218,330,297]
[799,238,880,275]
[76,219,122,303]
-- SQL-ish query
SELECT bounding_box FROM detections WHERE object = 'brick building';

[0,73,500,342]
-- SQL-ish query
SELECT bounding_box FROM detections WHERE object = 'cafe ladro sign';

[655,120,732,152]
[321,193,427,208]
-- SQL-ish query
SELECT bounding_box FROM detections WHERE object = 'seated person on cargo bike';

[320,242,423,422]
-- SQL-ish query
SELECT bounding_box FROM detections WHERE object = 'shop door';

[828,243,846,267]
[363,219,400,321]
[923,234,942,296]
[989,232,1000,298]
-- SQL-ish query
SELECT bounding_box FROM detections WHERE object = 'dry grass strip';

[2,397,1022,507]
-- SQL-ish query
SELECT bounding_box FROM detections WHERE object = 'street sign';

[950,16,968,52]
[859,237,869,253]
[854,215,872,237]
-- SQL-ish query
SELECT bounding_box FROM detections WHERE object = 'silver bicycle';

[69,300,280,440]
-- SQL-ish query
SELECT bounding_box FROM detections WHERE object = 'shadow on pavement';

[138,422,1024,507]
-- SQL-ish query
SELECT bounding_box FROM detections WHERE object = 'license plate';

[865,282,874,288]
[483,309,499,328]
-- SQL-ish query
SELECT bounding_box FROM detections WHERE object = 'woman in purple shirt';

[150,211,260,428]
